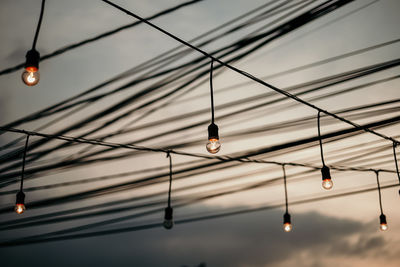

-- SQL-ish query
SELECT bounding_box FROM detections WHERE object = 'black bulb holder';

[208,123,219,140]
[283,212,291,224]
[380,214,387,225]
[25,49,40,70]
[16,191,25,205]
[164,206,173,220]
[321,165,331,180]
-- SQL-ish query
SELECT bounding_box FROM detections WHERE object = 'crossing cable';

[0,126,398,177]
[100,0,400,145]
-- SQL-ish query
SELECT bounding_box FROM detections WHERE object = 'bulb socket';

[208,123,219,140]
[380,214,387,225]
[164,206,173,220]
[25,49,40,71]
[321,165,331,180]
[16,191,25,205]
[283,212,291,224]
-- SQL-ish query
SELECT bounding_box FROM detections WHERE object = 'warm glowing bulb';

[380,223,388,231]
[322,178,333,190]
[163,219,173,230]
[283,222,292,232]
[14,204,25,214]
[206,138,221,154]
[22,69,40,86]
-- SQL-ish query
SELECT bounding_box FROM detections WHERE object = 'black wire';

[19,134,30,192]
[166,151,173,207]
[375,171,384,215]
[282,164,288,213]
[210,59,215,124]
[392,143,400,184]
[317,111,326,166]
[100,0,399,146]
[32,0,46,50]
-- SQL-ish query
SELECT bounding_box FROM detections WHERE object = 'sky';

[0,0,400,266]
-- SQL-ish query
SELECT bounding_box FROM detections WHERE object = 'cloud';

[0,207,397,267]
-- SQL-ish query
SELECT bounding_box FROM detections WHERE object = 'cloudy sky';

[0,0,400,266]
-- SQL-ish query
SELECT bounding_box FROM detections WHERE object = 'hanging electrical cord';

[21,0,45,86]
[374,171,388,231]
[392,142,400,196]
[100,0,400,147]
[206,59,221,154]
[163,151,174,229]
[14,135,30,214]
[318,111,333,190]
[281,164,292,232]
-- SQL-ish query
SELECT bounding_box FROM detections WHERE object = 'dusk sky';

[0,0,400,266]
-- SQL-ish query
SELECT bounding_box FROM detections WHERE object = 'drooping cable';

[100,0,399,146]
[374,170,388,231]
[317,111,325,166]
[318,111,333,190]
[210,59,215,124]
[282,164,292,232]
[206,59,221,154]
[15,134,30,214]
[163,151,174,229]
[32,0,46,50]
[22,0,46,86]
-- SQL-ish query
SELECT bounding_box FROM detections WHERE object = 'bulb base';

[16,191,25,205]
[208,123,219,140]
[321,165,331,180]
[163,206,173,230]
[25,49,40,71]
[283,212,291,224]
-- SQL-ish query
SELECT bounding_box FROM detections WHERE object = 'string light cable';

[99,0,400,148]
[14,134,30,214]
[21,0,46,86]
[318,111,333,190]
[282,164,292,232]
[206,59,221,154]
[374,170,388,231]
[163,151,174,229]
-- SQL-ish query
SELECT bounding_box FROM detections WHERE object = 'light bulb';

[163,219,173,229]
[206,138,221,154]
[22,69,40,86]
[15,191,26,214]
[379,214,388,231]
[163,206,173,230]
[322,178,333,190]
[283,212,292,232]
[380,223,388,231]
[283,222,292,232]
[15,204,26,214]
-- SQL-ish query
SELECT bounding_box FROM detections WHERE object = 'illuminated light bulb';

[163,206,173,230]
[322,178,333,190]
[321,165,333,190]
[22,69,40,86]
[283,222,292,232]
[206,138,221,154]
[206,123,221,154]
[379,214,388,231]
[15,204,26,214]
[283,213,292,232]
[22,49,40,86]
[15,191,26,215]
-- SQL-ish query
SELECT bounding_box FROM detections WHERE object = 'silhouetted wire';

[1,182,397,247]
[100,0,399,145]
[0,0,382,172]
[0,0,204,76]
[31,0,46,50]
